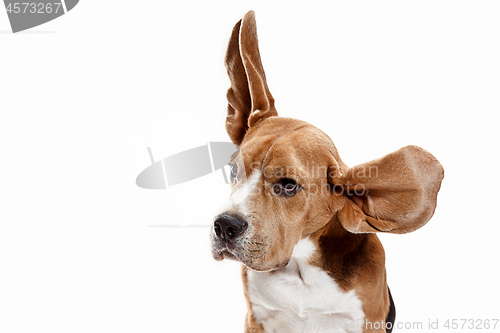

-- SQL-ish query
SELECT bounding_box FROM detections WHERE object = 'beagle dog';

[211,11,444,333]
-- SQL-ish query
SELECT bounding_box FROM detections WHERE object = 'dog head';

[211,11,444,272]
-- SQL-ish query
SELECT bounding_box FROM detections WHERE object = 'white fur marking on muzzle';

[217,170,262,217]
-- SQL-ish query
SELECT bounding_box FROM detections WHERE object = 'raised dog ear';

[224,11,278,145]
[331,146,444,234]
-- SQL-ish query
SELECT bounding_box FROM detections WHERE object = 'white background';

[1,1,499,332]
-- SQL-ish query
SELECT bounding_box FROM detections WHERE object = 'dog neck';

[309,215,373,290]
[244,215,369,332]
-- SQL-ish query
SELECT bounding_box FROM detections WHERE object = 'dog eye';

[229,163,238,182]
[273,178,300,197]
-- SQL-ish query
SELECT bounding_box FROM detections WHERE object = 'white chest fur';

[246,238,365,333]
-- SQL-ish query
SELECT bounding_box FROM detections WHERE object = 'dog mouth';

[211,234,268,264]
[212,248,236,261]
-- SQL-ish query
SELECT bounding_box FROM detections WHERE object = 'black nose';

[214,214,248,241]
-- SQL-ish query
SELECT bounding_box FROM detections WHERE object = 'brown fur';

[212,11,444,333]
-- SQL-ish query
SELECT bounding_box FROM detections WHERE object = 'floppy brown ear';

[224,11,278,145]
[333,145,444,234]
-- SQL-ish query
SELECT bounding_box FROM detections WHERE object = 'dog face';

[212,117,347,271]
[211,11,444,272]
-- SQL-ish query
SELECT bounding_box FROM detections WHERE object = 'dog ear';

[332,146,444,234]
[224,11,278,145]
